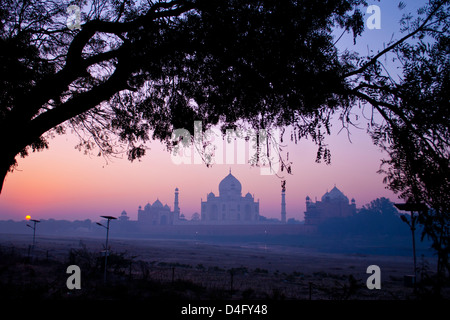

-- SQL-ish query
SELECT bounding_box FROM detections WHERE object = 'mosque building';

[201,170,260,224]
[304,186,356,225]
[137,188,180,225]
[132,171,355,228]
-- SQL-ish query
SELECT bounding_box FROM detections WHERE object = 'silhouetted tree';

[0,0,369,193]
[359,197,399,217]
[318,197,407,237]
[0,1,448,280]
[358,0,449,286]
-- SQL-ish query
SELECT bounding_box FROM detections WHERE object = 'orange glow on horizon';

[0,117,399,221]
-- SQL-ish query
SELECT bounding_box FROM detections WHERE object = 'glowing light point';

[25,215,31,221]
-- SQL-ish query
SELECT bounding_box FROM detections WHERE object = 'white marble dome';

[218,171,242,197]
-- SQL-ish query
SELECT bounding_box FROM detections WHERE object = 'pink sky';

[0,116,398,221]
[0,0,423,221]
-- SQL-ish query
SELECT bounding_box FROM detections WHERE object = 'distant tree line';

[0,218,97,235]
[317,197,416,237]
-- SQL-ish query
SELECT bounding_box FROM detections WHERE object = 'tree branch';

[27,65,130,145]
[12,0,196,125]
[352,90,446,159]
[343,2,443,79]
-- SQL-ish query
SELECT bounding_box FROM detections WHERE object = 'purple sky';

[0,1,425,221]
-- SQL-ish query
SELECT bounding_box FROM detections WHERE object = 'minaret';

[281,181,286,223]
[351,198,356,214]
[174,187,180,219]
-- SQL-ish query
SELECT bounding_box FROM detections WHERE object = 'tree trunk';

[0,156,12,195]
[0,146,22,195]
[0,165,6,195]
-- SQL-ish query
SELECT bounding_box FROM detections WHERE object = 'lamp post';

[264,230,268,251]
[394,202,428,287]
[96,215,117,283]
[26,218,40,259]
[27,219,40,247]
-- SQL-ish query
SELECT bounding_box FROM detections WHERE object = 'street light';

[96,215,117,283]
[26,219,40,247]
[26,218,40,260]
[394,202,428,287]
[264,230,268,251]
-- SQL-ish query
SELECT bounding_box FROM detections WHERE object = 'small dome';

[152,199,163,208]
[245,192,252,198]
[306,195,310,201]
[175,187,179,191]
[208,192,215,199]
[163,204,170,210]
[144,203,151,210]
[121,210,127,216]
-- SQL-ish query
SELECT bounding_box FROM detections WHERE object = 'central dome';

[219,171,242,197]
[321,186,349,203]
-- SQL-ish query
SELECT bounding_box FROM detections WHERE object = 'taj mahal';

[201,170,260,224]
[125,170,355,227]
[134,170,261,226]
